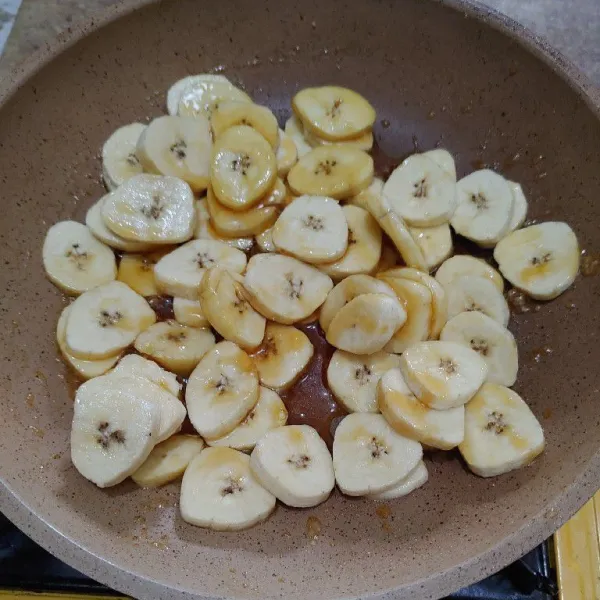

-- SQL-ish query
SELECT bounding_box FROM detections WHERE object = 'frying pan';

[0,0,599,598]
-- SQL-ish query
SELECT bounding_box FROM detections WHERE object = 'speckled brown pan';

[0,0,599,599]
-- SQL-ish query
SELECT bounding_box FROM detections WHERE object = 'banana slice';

[65,281,156,359]
[369,461,428,500]
[287,145,374,199]
[71,375,162,488]
[435,255,504,293]
[445,275,510,327]
[172,297,210,328]
[459,383,544,477]
[134,320,215,376]
[292,86,376,141]
[382,154,456,227]
[186,341,259,439]
[318,205,382,280]
[110,354,181,397]
[347,177,384,212]
[272,195,349,264]
[284,116,312,157]
[377,368,464,450]
[450,170,514,246]
[381,267,448,339]
[116,250,168,297]
[276,129,298,176]
[375,242,400,273]
[377,276,432,353]
[408,223,453,271]
[243,253,333,324]
[85,197,156,252]
[208,387,288,452]
[153,239,247,300]
[178,79,252,119]
[102,123,146,190]
[194,197,254,252]
[327,349,401,413]
[136,115,212,192]
[326,293,407,355]
[440,311,518,387]
[493,222,579,300]
[166,74,232,115]
[250,425,335,507]
[507,182,528,233]
[206,186,280,237]
[43,221,117,295]
[423,148,457,181]
[211,102,279,149]
[248,322,314,390]
[101,174,195,244]
[319,274,397,332]
[56,306,121,379]
[132,435,204,488]
[181,447,276,530]
[211,125,277,211]
[304,128,374,151]
[255,226,276,252]
[332,413,423,496]
[400,341,488,409]
[199,266,266,350]
[360,185,428,271]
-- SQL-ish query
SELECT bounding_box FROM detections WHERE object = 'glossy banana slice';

[167,74,232,115]
[153,238,247,300]
[326,293,406,355]
[303,127,374,151]
[493,222,579,300]
[248,322,314,390]
[116,251,167,297]
[136,115,212,192]
[408,223,453,271]
[177,78,252,119]
[459,383,544,477]
[110,353,181,397]
[318,205,382,280]
[206,186,280,237]
[292,86,376,141]
[435,255,504,293]
[101,174,195,244]
[287,146,374,200]
[424,148,457,181]
[332,413,422,496]
[180,447,276,530]
[65,281,156,359]
[400,341,488,409]
[327,349,401,413]
[383,154,456,227]
[506,182,528,232]
[284,116,312,157]
[368,461,428,500]
[43,221,116,295]
[250,425,335,507]
[440,311,518,387]
[172,297,209,328]
[102,123,146,190]
[378,368,464,450]
[208,387,288,452]
[243,253,333,324]
[186,341,259,439]
[134,320,215,375]
[272,195,349,264]
[451,170,514,246]
[199,266,266,350]
[211,125,277,211]
[276,129,298,176]
[132,434,204,488]
[319,274,397,332]
[211,102,279,148]
[193,197,254,251]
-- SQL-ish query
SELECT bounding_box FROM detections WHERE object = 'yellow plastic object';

[554,490,600,600]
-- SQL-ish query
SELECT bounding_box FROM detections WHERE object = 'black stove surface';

[0,513,557,598]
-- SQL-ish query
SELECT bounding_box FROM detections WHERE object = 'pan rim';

[0,1,598,598]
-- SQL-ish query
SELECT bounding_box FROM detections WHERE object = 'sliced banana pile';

[42,76,583,532]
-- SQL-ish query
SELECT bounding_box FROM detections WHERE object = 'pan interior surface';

[0,0,599,598]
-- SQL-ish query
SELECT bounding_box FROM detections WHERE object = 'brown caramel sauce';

[305,515,322,541]
[507,288,541,315]
[581,250,600,277]
[280,322,347,449]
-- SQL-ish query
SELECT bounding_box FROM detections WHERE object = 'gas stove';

[0,512,557,599]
